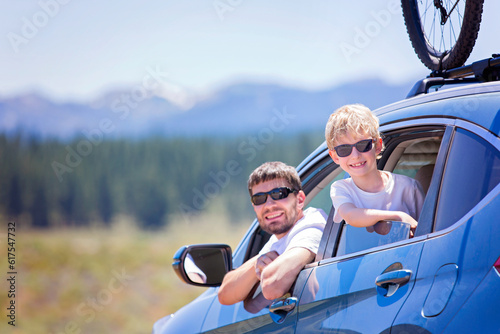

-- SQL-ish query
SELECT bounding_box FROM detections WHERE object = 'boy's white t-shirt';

[330,171,425,224]
[258,207,327,256]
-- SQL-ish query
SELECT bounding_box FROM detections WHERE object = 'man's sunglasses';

[251,187,297,206]
[333,139,375,158]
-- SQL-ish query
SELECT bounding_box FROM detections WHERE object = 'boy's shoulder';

[388,172,422,193]
[390,172,418,184]
[331,177,354,192]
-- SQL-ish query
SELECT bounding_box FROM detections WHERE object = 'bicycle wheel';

[402,0,484,71]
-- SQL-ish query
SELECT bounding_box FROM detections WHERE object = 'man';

[218,161,327,305]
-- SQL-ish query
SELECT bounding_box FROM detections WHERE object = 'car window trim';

[415,126,454,235]
[433,121,500,233]
[426,181,500,240]
[314,206,335,262]
[379,117,456,132]
[380,117,500,147]
[454,119,500,149]
[318,233,429,266]
[300,155,339,261]
[315,210,343,262]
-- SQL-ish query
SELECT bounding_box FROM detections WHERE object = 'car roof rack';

[407,54,500,98]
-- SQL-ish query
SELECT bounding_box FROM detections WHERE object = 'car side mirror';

[172,244,232,287]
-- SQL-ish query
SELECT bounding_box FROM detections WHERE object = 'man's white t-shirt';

[330,171,425,224]
[258,207,327,256]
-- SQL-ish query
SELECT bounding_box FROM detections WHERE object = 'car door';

[295,227,424,333]
[391,121,500,333]
[294,124,446,333]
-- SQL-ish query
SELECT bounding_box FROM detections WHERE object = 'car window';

[392,138,440,179]
[234,158,340,265]
[434,127,500,231]
[306,169,346,214]
[336,221,411,256]
[321,129,445,258]
[305,135,442,227]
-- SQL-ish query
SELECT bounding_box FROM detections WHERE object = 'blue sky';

[1,0,499,102]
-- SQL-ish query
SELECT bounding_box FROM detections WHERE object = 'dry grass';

[0,213,249,334]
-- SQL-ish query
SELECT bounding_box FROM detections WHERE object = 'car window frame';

[316,120,451,262]
[316,117,500,263]
[433,119,500,232]
[233,151,340,266]
[234,117,500,268]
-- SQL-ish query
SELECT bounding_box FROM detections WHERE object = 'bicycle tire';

[402,0,484,71]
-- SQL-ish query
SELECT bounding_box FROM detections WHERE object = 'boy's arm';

[338,203,418,228]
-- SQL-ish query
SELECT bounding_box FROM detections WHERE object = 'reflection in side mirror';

[172,244,232,287]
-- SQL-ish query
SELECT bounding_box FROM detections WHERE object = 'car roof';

[375,80,500,135]
[298,57,500,172]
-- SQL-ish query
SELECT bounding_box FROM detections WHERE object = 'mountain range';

[0,78,416,140]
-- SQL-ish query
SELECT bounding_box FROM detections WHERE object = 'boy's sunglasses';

[333,139,375,157]
[251,187,297,206]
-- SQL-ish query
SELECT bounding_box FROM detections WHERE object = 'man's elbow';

[261,276,290,300]
[218,286,235,305]
[261,284,287,301]
[218,296,233,305]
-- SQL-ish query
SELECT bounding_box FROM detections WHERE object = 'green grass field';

[0,214,249,334]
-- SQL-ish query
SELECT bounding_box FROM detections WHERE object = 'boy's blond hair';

[325,104,381,150]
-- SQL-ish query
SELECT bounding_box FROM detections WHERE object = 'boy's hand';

[399,212,418,229]
[398,212,418,238]
[255,251,279,280]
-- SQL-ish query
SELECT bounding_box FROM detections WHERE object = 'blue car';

[153,56,500,333]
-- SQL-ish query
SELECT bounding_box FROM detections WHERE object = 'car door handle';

[375,269,412,297]
[269,296,297,324]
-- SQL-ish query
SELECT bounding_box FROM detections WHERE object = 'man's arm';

[218,255,260,305]
[218,247,315,304]
[338,203,418,228]
[259,247,315,300]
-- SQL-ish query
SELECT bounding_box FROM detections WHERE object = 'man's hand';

[255,251,279,280]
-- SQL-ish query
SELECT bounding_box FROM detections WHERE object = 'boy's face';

[251,178,305,239]
[329,132,382,178]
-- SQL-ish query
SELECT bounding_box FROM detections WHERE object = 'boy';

[325,104,424,231]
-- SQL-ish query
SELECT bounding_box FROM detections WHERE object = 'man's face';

[251,178,305,239]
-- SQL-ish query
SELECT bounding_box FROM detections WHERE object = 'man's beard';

[259,206,298,236]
